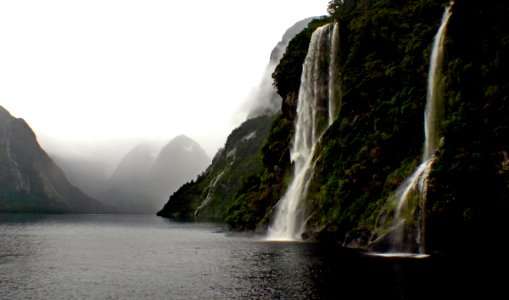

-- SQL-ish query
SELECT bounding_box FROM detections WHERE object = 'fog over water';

[0,0,328,164]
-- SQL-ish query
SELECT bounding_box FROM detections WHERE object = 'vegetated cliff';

[225,17,334,230]
[157,115,273,220]
[225,0,509,254]
[157,18,317,222]
[425,0,509,253]
[0,105,111,213]
[157,0,508,254]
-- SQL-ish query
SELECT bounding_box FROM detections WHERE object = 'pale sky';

[0,0,327,159]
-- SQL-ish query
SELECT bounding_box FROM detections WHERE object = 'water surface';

[0,214,500,299]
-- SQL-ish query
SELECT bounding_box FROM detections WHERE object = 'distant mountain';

[0,105,110,213]
[100,135,210,214]
[99,143,156,213]
[148,135,210,201]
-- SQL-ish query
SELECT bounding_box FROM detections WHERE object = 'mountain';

[148,135,210,202]
[99,143,156,213]
[101,135,209,214]
[160,0,509,255]
[0,105,110,213]
[51,153,110,199]
[157,19,315,221]
[232,0,509,254]
[157,116,273,219]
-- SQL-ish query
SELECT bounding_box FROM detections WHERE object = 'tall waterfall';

[390,5,453,254]
[267,22,340,241]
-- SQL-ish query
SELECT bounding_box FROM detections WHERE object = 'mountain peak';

[100,135,210,214]
[0,105,14,119]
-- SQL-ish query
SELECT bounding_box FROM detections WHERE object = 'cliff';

[157,19,316,222]
[0,105,110,213]
[157,115,273,220]
[228,0,509,254]
[159,0,509,254]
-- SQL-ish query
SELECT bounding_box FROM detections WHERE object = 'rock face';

[101,135,210,214]
[0,105,109,213]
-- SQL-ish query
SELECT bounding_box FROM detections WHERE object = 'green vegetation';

[157,116,274,221]
[160,0,509,254]
[224,113,294,230]
[227,0,509,253]
[224,18,343,230]
[426,0,509,253]
[272,17,332,101]
[304,0,446,244]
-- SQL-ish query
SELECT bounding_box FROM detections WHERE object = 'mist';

[244,17,315,119]
[0,1,327,160]
[50,16,318,214]
[0,1,327,213]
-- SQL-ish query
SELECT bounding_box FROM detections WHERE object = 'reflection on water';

[366,252,430,259]
[0,214,503,299]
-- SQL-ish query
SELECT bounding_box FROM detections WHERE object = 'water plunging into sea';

[267,22,340,241]
[388,5,453,255]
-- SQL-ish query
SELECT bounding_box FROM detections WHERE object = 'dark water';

[0,214,502,299]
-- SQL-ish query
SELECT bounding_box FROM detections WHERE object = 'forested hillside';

[161,0,509,254]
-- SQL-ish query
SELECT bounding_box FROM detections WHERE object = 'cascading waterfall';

[328,22,341,125]
[390,5,453,254]
[194,170,226,217]
[267,22,340,241]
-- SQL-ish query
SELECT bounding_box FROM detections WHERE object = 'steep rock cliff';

[0,105,109,213]
[229,0,509,254]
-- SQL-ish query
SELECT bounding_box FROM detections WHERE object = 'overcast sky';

[0,0,327,158]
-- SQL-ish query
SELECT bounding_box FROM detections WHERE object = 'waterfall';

[267,22,340,241]
[390,5,453,254]
[194,169,226,217]
[328,22,341,125]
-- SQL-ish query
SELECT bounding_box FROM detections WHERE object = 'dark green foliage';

[231,0,509,254]
[157,116,274,220]
[227,0,448,237]
[426,0,509,253]
[225,114,294,230]
[302,0,509,253]
[161,0,509,254]
[224,18,340,230]
[304,0,446,242]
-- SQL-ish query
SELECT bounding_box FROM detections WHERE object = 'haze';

[0,0,327,161]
